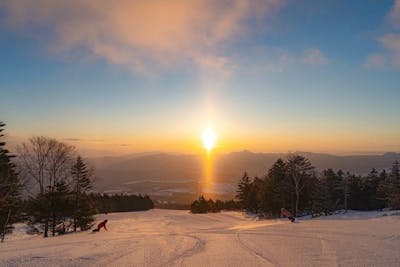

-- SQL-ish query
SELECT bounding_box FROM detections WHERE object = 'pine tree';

[342,171,350,212]
[49,181,72,236]
[0,122,22,242]
[311,175,331,216]
[236,172,252,211]
[190,195,209,213]
[376,169,389,208]
[323,169,344,210]
[263,158,291,215]
[387,161,400,209]
[71,156,95,231]
[249,177,264,213]
[348,174,363,210]
[363,168,383,210]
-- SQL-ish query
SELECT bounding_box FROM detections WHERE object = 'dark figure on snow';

[93,219,108,232]
[280,208,295,223]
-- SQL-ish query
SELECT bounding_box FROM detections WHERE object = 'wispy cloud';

[389,0,400,28]
[63,138,81,142]
[363,53,387,69]
[119,144,130,147]
[0,0,283,77]
[302,48,329,65]
[248,47,328,73]
[379,34,400,66]
[365,0,400,69]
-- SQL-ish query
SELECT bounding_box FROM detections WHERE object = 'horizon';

[2,0,400,156]
[64,149,400,159]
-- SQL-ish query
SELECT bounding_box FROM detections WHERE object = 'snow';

[1,209,399,266]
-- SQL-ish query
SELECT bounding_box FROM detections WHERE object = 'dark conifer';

[236,172,252,210]
[387,161,400,209]
[71,156,95,231]
[0,122,22,242]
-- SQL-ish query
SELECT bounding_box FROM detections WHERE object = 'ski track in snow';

[1,209,400,266]
[234,232,276,266]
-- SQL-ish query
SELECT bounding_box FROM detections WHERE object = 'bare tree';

[286,154,315,217]
[17,137,75,237]
[18,137,52,195]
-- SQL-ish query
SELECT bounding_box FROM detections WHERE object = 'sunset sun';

[202,127,216,151]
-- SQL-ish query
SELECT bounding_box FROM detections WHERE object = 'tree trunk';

[1,209,11,243]
[44,220,49,238]
[295,189,299,217]
[52,216,56,236]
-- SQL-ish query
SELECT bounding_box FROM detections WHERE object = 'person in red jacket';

[280,208,295,222]
[93,219,108,232]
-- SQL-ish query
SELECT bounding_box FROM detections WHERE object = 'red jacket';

[97,221,107,231]
[280,208,292,218]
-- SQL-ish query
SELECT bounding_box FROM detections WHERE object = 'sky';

[1,0,400,156]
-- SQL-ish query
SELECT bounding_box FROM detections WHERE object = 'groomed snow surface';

[1,209,399,266]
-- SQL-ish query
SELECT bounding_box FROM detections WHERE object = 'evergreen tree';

[249,177,264,212]
[236,172,252,210]
[26,193,51,236]
[376,169,389,207]
[263,158,291,215]
[0,122,22,242]
[190,195,209,213]
[342,171,350,212]
[363,168,383,210]
[324,169,344,210]
[311,175,331,216]
[348,174,363,210]
[49,181,72,236]
[71,156,95,231]
[387,161,400,209]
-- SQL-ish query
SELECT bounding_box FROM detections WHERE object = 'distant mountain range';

[89,151,400,200]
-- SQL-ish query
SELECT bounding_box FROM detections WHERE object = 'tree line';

[236,154,400,217]
[0,122,153,241]
[90,193,154,213]
[190,196,240,213]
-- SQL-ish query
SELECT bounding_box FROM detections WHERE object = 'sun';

[202,127,216,151]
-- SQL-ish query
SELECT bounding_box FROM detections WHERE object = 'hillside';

[1,209,400,266]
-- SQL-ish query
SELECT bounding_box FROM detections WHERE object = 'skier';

[93,219,108,232]
[280,208,295,223]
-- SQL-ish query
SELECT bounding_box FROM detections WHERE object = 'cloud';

[302,48,329,65]
[265,52,293,72]
[366,0,400,69]
[63,138,81,142]
[379,34,400,66]
[363,53,387,69]
[389,0,400,28]
[0,0,283,76]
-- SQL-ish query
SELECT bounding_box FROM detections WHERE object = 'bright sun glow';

[202,127,216,151]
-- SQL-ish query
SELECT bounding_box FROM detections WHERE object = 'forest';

[191,154,400,216]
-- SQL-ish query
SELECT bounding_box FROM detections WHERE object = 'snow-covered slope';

[1,209,399,266]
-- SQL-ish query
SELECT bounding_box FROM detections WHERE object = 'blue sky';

[0,0,399,155]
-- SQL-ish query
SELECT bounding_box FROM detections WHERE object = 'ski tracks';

[235,231,278,266]
[164,234,206,266]
[317,234,338,267]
